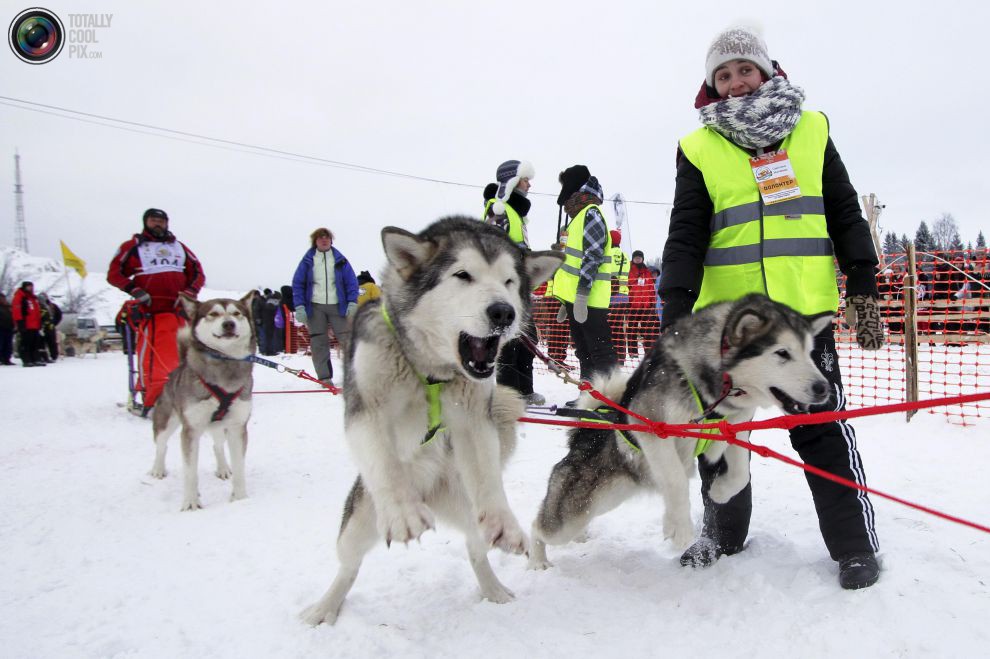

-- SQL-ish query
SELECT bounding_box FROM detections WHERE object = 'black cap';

[143,208,169,222]
[557,165,591,205]
[632,250,645,260]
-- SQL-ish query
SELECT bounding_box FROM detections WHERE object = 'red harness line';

[521,384,990,535]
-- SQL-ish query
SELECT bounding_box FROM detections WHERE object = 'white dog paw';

[527,556,554,571]
[480,583,515,604]
[215,467,232,480]
[300,602,339,627]
[229,490,247,502]
[149,467,167,479]
[180,498,203,512]
[709,476,746,505]
[378,500,435,546]
[479,509,528,555]
[662,512,695,551]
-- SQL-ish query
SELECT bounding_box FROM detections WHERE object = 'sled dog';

[301,217,563,625]
[529,294,833,568]
[149,292,257,511]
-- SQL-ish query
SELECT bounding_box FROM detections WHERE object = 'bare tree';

[930,213,960,252]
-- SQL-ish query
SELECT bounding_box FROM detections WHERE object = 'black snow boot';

[679,536,745,568]
[838,551,880,590]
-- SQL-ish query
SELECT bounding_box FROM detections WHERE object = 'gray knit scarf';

[698,76,806,150]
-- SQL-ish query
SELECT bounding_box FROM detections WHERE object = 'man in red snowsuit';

[11,281,45,367]
[107,208,205,413]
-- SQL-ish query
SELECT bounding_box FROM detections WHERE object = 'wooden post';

[862,193,886,271]
[903,242,920,421]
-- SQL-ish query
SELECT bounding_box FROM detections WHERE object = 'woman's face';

[714,59,764,98]
[516,177,531,193]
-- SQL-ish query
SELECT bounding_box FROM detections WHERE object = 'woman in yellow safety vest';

[658,25,883,590]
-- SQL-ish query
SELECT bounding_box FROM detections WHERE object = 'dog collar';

[380,302,448,445]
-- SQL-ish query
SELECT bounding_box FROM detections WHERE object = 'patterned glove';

[573,292,589,324]
[556,304,568,323]
[844,295,885,350]
[294,306,308,326]
[131,288,152,306]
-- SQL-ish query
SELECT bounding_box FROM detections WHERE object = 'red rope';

[520,386,990,534]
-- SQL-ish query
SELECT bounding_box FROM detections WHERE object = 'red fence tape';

[521,388,990,534]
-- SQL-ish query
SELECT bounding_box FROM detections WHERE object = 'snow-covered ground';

[1,351,988,658]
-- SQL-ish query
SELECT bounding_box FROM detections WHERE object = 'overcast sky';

[2,0,987,290]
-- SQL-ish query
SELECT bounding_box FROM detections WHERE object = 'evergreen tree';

[978,231,986,249]
[950,229,964,252]
[901,233,911,251]
[882,232,901,255]
[915,221,936,252]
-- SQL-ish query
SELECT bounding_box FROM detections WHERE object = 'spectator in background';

[0,292,14,365]
[627,250,658,358]
[252,288,266,347]
[11,281,45,367]
[37,293,62,362]
[261,290,280,356]
[356,271,381,307]
[553,165,618,404]
[291,228,358,387]
[107,208,205,414]
[608,230,631,364]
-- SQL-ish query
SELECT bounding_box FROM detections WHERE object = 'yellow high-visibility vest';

[552,204,614,308]
[482,199,527,248]
[679,111,839,315]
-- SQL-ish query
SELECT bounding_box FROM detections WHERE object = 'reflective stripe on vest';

[679,111,839,315]
[611,247,629,296]
[482,199,527,247]
[551,204,614,307]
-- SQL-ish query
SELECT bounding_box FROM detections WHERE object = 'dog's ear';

[239,290,256,319]
[725,308,771,348]
[805,311,835,337]
[381,227,435,280]
[178,292,199,321]
[525,251,565,289]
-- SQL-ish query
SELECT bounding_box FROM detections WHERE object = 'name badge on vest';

[750,149,802,205]
[137,241,187,275]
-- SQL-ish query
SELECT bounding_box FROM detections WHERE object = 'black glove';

[131,288,152,306]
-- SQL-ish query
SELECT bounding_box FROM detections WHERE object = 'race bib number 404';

[750,150,802,205]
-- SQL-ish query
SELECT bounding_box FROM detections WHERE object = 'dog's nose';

[486,302,515,330]
[812,381,828,399]
[222,320,236,333]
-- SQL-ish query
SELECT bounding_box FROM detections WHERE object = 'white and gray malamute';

[529,294,834,568]
[149,292,257,511]
[301,216,563,625]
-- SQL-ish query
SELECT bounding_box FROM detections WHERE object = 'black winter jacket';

[659,130,879,330]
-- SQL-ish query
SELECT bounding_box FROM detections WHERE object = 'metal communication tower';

[14,150,29,253]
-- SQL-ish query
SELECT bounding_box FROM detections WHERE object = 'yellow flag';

[60,240,88,278]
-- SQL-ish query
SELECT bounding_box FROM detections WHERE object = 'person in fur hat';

[658,25,882,589]
[482,159,546,406]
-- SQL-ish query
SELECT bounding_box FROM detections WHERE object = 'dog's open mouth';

[458,332,500,379]
[213,331,239,339]
[770,387,810,415]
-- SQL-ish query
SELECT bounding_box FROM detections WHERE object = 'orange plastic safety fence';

[531,250,990,426]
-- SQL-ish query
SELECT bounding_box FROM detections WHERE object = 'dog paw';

[709,475,746,505]
[299,602,339,627]
[479,509,528,555]
[149,467,167,479]
[378,500,435,546]
[180,498,203,512]
[527,556,554,571]
[229,490,247,502]
[480,583,515,604]
[215,467,232,480]
[662,512,695,551]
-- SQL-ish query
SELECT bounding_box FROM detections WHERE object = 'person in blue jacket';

[292,228,359,386]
